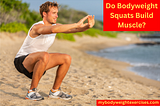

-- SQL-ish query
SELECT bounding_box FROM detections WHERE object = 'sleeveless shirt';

[15,21,57,58]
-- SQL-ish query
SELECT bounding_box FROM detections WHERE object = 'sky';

[22,0,103,21]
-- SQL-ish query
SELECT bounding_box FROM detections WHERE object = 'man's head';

[40,1,59,24]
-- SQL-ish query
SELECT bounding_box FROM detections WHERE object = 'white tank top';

[15,21,57,58]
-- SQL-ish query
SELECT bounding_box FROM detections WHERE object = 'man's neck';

[43,19,53,26]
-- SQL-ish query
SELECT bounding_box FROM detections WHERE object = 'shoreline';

[0,32,160,106]
[73,34,160,89]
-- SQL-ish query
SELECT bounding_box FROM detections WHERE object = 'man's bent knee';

[63,54,72,64]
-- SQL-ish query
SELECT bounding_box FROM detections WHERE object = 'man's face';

[46,6,58,24]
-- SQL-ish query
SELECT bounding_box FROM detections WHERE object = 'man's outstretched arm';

[33,15,89,35]
[57,23,89,33]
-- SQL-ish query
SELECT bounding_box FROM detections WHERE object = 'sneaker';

[48,89,72,100]
[25,88,44,101]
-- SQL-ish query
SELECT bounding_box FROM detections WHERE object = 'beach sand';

[0,32,160,106]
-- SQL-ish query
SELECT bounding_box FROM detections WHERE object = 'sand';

[0,32,160,106]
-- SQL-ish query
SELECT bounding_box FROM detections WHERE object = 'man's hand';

[77,15,95,29]
[77,15,89,28]
[88,15,95,28]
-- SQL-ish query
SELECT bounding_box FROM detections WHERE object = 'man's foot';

[25,88,44,101]
[48,89,72,100]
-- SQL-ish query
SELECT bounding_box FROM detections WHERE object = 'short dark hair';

[39,1,59,18]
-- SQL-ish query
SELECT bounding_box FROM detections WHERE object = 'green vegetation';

[56,33,75,41]
[74,28,117,38]
[0,0,117,41]
[122,31,154,34]
[0,0,42,28]
[56,28,117,41]
[0,22,28,33]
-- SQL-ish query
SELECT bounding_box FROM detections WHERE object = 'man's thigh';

[45,53,71,71]
[23,52,49,73]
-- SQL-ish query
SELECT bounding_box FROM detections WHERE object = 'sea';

[87,34,160,81]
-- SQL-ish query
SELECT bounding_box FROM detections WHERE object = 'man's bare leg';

[23,52,71,90]
[45,53,71,90]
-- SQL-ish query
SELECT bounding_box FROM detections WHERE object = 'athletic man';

[14,1,95,101]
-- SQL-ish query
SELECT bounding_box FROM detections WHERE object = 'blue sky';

[22,0,103,21]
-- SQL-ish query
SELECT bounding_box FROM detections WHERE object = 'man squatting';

[14,1,95,100]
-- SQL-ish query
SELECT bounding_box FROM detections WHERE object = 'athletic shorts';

[14,54,46,79]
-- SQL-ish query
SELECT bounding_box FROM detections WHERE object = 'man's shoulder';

[33,21,44,26]
[31,21,44,29]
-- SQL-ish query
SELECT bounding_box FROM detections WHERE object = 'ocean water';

[87,35,160,81]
